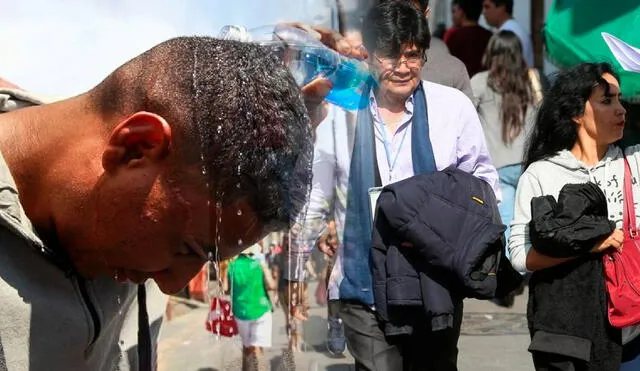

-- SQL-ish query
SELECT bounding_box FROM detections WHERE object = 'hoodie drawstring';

[587,161,611,201]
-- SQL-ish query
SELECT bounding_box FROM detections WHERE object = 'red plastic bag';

[188,264,208,302]
[603,157,640,328]
[205,297,238,337]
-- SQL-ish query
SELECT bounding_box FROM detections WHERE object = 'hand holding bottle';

[282,23,368,60]
[219,23,372,130]
[285,23,368,129]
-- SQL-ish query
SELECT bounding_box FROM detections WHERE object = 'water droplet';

[236,183,241,189]
[237,209,242,216]
[238,238,243,246]
[215,201,222,209]
[216,125,222,134]
[117,295,123,315]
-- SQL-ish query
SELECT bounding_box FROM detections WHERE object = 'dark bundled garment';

[371,168,523,336]
[529,182,616,257]
[528,182,622,371]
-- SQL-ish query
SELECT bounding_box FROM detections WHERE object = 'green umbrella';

[544,0,640,102]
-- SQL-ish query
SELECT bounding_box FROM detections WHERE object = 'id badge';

[368,186,384,224]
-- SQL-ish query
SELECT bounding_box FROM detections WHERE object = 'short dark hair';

[363,1,431,58]
[377,0,430,13]
[452,0,483,21]
[524,63,618,168]
[488,0,513,15]
[92,37,313,233]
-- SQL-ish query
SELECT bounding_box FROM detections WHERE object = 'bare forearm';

[221,275,230,295]
[525,248,575,271]
[262,264,277,291]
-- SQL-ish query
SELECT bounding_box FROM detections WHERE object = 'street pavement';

[158,282,533,371]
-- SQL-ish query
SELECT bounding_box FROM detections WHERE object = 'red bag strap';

[623,157,637,238]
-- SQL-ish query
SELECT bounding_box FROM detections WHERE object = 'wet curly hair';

[91,37,313,233]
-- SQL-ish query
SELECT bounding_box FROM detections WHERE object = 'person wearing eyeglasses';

[286,1,499,370]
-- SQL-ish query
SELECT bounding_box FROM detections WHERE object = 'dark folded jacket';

[372,168,523,335]
[528,257,622,371]
[527,182,621,370]
[529,183,615,257]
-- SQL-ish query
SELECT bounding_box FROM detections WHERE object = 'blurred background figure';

[275,234,311,353]
[445,0,493,78]
[317,220,347,356]
[471,30,542,241]
[224,243,277,371]
[482,0,534,66]
[470,30,542,306]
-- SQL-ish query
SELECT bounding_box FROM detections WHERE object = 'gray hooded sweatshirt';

[508,145,640,344]
[0,88,167,370]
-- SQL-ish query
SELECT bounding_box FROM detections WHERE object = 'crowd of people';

[209,1,640,371]
[2,0,640,370]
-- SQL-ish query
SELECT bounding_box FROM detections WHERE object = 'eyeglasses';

[374,50,425,70]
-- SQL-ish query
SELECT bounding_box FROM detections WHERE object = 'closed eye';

[183,238,208,260]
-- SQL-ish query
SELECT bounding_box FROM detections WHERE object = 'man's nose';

[394,60,411,73]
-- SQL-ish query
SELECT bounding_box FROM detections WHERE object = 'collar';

[368,88,416,123]
[498,18,516,31]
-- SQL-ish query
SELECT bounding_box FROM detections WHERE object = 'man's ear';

[102,111,172,172]
[425,7,431,19]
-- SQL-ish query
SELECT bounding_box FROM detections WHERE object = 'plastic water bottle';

[219,24,373,111]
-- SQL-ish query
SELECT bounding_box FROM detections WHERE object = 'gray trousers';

[338,300,463,371]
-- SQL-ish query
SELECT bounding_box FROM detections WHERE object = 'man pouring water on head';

[0,32,361,370]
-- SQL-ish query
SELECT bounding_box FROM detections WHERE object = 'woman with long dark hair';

[470,30,541,243]
[509,62,640,369]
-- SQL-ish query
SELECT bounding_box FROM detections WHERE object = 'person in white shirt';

[482,0,534,67]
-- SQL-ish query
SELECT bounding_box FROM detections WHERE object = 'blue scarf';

[340,82,437,304]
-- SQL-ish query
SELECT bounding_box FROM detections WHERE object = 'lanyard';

[377,119,409,182]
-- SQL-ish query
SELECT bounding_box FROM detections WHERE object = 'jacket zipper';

[76,276,101,346]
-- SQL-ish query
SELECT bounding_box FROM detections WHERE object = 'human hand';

[592,229,624,253]
[283,23,368,60]
[317,232,337,257]
[302,79,332,131]
[291,305,308,321]
[285,280,309,321]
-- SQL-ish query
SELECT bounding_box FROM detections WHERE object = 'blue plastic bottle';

[219,24,373,111]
